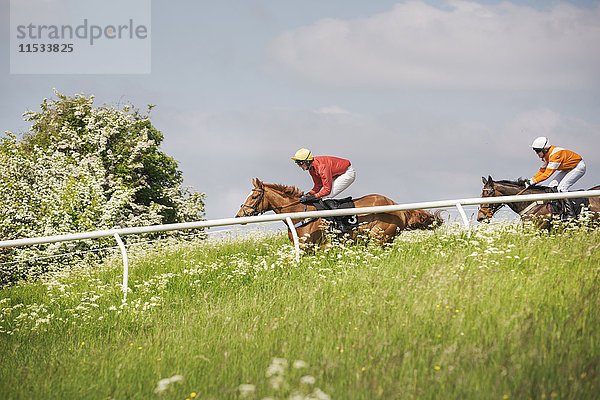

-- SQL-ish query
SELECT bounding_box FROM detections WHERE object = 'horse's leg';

[356,212,405,246]
[523,213,552,230]
[588,198,600,222]
[362,222,397,246]
[286,220,325,253]
[376,212,406,244]
[382,224,401,245]
[345,230,360,244]
[537,219,551,230]
[518,203,555,230]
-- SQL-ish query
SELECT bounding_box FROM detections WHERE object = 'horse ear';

[487,175,493,183]
[253,178,263,188]
[482,176,487,184]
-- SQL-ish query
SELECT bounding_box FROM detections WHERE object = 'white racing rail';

[2,190,600,301]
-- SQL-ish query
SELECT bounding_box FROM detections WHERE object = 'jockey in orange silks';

[526,136,586,192]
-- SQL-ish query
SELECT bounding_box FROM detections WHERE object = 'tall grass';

[1,222,599,399]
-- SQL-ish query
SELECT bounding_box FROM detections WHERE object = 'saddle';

[543,188,589,220]
[311,197,358,233]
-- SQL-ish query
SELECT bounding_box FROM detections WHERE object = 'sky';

[2,0,600,223]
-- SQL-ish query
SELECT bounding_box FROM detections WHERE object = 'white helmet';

[531,136,551,151]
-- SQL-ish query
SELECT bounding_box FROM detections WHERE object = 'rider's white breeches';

[549,160,586,192]
[327,166,356,198]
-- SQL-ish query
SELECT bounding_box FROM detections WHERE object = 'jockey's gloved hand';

[518,177,533,188]
[299,193,316,204]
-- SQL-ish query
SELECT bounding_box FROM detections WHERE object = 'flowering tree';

[0,91,205,284]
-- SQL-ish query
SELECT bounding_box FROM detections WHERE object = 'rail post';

[455,202,470,228]
[285,217,300,262]
[113,233,129,303]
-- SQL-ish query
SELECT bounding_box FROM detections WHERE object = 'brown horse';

[236,178,442,247]
[477,176,600,229]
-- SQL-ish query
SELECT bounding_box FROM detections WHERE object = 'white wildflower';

[308,388,331,400]
[154,374,183,393]
[266,357,287,377]
[238,384,255,397]
[293,360,308,369]
[269,375,285,390]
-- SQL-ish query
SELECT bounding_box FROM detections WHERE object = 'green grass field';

[1,222,599,399]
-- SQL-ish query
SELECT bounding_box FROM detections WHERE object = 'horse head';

[236,179,306,218]
[236,178,267,217]
[477,176,504,222]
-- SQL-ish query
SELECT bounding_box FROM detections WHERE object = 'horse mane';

[494,179,551,191]
[264,182,303,199]
[495,179,523,186]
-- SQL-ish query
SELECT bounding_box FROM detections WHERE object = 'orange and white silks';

[531,146,583,184]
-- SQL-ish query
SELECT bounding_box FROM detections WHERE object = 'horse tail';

[433,209,445,227]
[405,209,444,230]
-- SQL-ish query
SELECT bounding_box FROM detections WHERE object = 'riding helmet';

[291,148,314,161]
[530,136,551,150]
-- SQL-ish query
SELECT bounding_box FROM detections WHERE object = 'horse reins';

[515,187,529,196]
[273,200,303,213]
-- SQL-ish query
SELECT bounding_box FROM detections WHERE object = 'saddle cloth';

[312,197,358,233]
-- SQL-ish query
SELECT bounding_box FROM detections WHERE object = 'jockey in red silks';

[291,148,356,204]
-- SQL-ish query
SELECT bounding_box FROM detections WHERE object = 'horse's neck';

[267,191,304,213]
[495,185,520,197]
[495,184,539,213]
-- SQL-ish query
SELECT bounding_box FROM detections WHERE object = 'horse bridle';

[479,186,505,219]
[239,187,304,217]
[239,187,266,217]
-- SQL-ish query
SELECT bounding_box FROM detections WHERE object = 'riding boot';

[563,199,577,220]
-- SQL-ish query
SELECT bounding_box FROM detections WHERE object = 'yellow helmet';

[291,148,314,161]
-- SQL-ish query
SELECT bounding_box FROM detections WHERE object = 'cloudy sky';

[2,0,600,223]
